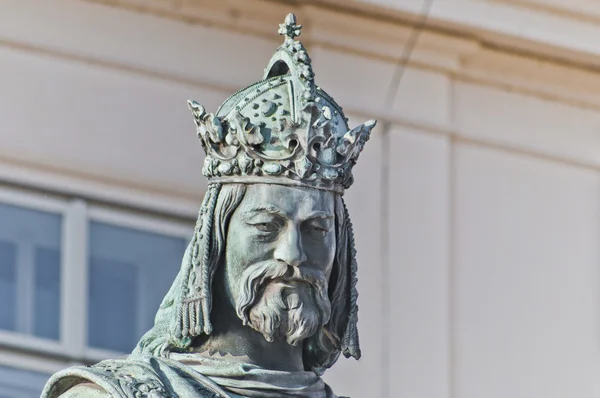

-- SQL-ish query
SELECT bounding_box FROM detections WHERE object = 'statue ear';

[339,198,361,360]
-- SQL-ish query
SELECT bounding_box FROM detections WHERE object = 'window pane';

[89,257,138,353]
[0,241,17,331]
[88,221,187,352]
[0,202,62,340]
[34,247,61,340]
[0,365,49,398]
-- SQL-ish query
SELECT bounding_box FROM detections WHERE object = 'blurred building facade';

[1,0,600,397]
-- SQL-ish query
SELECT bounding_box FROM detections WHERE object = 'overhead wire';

[384,0,436,109]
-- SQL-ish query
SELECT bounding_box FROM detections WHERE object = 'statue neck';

[190,287,306,372]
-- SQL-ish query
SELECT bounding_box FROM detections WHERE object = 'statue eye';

[253,222,279,233]
[302,223,329,237]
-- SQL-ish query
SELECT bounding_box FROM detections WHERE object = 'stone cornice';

[79,0,600,112]
[340,0,600,73]
[489,0,600,26]
[84,0,481,69]
[6,0,600,111]
[3,0,600,117]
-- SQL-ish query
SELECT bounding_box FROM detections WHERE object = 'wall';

[2,0,600,397]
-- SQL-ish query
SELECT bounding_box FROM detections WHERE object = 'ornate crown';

[188,13,376,194]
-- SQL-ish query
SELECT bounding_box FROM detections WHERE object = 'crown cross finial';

[278,13,302,41]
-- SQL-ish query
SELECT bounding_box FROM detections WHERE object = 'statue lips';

[285,291,302,310]
[266,279,312,311]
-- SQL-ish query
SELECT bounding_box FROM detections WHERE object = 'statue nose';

[274,225,307,267]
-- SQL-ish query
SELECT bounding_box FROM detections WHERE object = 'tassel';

[173,184,221,340]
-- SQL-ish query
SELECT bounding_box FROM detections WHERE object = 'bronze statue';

[42,13,376,398]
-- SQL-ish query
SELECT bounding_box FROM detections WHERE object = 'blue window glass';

[89,256,138,353]
[0,203,62,340]
[0,241,17,332]
[88,221,188,352]
[0,365,49,398]
[34,247,61,340]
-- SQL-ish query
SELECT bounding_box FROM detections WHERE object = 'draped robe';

[42,353,340,398]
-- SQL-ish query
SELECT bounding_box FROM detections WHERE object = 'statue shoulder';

[57,383,109,398]
[41,355,232,398]
[41,358,170,398]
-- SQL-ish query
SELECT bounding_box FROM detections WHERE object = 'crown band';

[207,176,345,194]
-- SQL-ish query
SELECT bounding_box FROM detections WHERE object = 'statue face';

[224,183,336,345]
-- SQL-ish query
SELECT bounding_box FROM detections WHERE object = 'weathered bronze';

[42,13,376,398]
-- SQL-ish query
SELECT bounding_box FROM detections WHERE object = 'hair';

[133,183,360,371]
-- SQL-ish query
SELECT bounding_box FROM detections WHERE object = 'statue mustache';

[236,260,331,327]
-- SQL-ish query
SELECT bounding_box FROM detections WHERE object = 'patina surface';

[42,13,376,398]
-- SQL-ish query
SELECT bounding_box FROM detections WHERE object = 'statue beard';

[235,260,332,347]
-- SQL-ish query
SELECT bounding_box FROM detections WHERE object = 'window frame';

[0,186,71,358]
[0,184,194,370]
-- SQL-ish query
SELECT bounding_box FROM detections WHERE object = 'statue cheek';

[307,238,336,271]
[234,232,277,266]
[326,237,337,269]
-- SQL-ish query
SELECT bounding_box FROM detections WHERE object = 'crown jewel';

[188,13,377,193]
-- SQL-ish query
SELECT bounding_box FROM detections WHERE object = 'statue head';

[134,13,376,373]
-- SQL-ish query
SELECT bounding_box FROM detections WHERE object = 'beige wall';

[3,0,600,397]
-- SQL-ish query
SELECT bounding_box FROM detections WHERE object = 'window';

[0,186,193,397]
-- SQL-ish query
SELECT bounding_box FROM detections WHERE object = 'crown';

[188,13,377,194]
